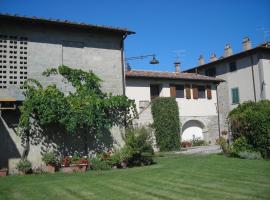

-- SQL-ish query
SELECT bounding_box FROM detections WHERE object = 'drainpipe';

[250,54,257,102]
[121,33,128,96]
[216,82,221,139]
[121,33,128,128]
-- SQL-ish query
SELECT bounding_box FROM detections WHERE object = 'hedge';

[151,97,180,151]
[228,100,270,159]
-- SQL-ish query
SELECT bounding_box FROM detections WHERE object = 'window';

[231,87,239,104]
[170,84,184,98]
[205,68,216,77]
[176,85,184,98]
[150,84,160,100]
[198,86,206,98]
[229,62,237,72]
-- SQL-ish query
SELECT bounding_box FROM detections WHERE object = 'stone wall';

[180,116,219,145]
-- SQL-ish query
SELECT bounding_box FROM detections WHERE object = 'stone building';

[184,38,270,133]
[125,62,223,145]
[0,14,134,171]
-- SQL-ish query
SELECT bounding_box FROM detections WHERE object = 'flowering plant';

[77,158,88,165]
[181,141,192,148]
[61,157,72,167]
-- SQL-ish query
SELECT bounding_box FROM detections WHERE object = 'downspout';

[121,33,128,128]
[250,54,257,102]
[216,82,221,139]
[121,33,128,96]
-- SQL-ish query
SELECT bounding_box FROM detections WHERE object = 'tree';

[18,65,137,157]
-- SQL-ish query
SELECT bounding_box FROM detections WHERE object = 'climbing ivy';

[151,97,180,151]
[18,65,137,156]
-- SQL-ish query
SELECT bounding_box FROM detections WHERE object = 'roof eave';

[0,13,135,35]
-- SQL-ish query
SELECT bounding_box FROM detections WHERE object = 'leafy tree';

[18,65,137,157]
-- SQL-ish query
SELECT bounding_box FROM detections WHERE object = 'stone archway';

[181,120,205,141]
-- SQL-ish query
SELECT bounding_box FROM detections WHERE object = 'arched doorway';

[181,120,205,141]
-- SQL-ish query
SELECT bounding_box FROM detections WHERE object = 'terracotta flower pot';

[60,165,77,173]
[44,165,56,173]
[0,168,8,177]
[76,164,88,172]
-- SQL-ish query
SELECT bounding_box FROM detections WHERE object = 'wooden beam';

[0,98,16,102]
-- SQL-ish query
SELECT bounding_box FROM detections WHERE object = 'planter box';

[43,165,56,173]
[77,164,88,172]
[0,168,8,177]
[60,164,88,173]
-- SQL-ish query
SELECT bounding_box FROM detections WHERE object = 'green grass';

[0,154,270,200]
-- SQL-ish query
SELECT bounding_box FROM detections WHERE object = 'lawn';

[0,154,270,200]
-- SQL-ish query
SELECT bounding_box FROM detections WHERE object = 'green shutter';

[232,88,239,104]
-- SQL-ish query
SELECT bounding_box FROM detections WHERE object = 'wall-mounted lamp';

[125,54,159,70]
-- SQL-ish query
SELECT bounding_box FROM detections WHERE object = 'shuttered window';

[150,84,160,100]
[192,85,198,99]
[198,86,205,98]
[231,87,239,104]
[170,84,176,97]
[185,84,191,99]
[176,85,184,98]
[206,85,212,99]
[170,84,184,98]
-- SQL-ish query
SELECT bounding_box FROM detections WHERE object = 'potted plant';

[42,152,58,173]
[76,157,88,172]
[60,156,74,173]
[0,168,8,177]
[16,160,32,175]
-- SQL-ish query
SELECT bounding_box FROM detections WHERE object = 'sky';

[0,0,270,71]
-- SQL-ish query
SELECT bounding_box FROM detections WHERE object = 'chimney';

[198,55,205,65]
[174,61,181,72]
[224,44,233,57]
[209,53,218,62]
[242,37,251,51]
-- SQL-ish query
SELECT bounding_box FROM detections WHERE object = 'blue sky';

[1,0,270,71]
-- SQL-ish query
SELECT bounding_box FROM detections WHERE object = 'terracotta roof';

[0,13,135,35]
[184,42,270,73]
[125,70,223,82]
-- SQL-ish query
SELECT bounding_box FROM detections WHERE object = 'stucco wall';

[198,52,270,133]
[126,78,220,145]
[262,58,270,99]
[0,22,126,171]
[0,21,124,100]
[126,78,218,117]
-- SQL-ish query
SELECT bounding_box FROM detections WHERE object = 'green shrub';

[123,127,154,166]
[238,151,263,160]
[228,100,270,159]
[42,152,57,166]
[89,157,111,170]
[231,137,254,156]
[16,160,32,172]
[191,138,207,146]
[151,97,180,151]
